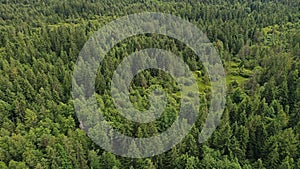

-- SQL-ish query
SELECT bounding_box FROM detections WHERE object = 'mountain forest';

[0,0,299,168]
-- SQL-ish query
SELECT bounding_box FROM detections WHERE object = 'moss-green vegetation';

[0,0,299,168]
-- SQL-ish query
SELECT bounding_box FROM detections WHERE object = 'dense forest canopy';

[0,0,299,168]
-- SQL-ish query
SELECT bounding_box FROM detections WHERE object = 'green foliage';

[0,0,299,168]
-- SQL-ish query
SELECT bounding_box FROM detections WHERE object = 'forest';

[0,0,299,168]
